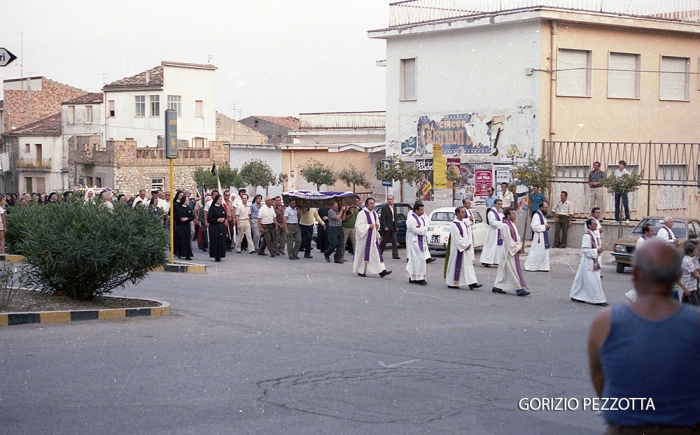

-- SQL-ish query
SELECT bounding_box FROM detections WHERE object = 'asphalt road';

[1,246,631,435]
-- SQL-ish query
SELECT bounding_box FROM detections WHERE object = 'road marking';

[378,359,420,368]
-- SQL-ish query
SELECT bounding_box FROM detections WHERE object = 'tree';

[6,200,168,301]
[299,160,337,191]
[194,164,243,191]
[276,173,289,193]
[338,165,372,193]
[375,155,422,202]
[445,165,470,206]
[513,155,556,251]
[240,159,277,194]
[600,170,644,237]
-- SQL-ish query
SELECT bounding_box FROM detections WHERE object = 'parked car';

[426,207,489,254]
[375,201,412,246]
[612,216,700,273]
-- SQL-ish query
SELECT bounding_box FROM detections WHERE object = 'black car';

[375,201,412,246]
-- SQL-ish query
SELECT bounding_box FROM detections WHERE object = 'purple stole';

[536,211,550,249]
[364,210,384,263]
[411,212,425,252]
[661,226,673,241]
[453,220,465,282]
[587,230,601,271]
[504,218,527,288]
[490,209,503,245]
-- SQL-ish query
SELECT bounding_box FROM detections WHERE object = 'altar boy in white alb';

[569,218,608,306]
[353,197,392,278]
[480,199,505,267]
[444,206,482,290]
[405,202,430,285]
[524,201,550,272]
[492,208,529,296]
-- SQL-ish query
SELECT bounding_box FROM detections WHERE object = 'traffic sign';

[0,48,17,67]
[165,109,178,159]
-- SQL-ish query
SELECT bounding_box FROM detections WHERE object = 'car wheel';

[616,262,626,273]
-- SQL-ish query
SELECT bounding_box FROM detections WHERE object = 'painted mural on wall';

[400,109,535,159]
[415,159,434,201]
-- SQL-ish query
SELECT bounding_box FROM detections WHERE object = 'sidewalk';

[522,241,616,267]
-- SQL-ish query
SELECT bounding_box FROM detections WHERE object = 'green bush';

[6,200,168,301]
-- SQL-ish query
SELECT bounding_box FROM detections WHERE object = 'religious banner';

[415,159,434,201]
[474,163,493,199]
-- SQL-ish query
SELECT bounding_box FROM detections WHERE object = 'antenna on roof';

[207,55,212,64]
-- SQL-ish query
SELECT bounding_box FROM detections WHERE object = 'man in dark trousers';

[379,195,400,259]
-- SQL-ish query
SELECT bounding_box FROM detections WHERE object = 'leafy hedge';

[6,200,168,301]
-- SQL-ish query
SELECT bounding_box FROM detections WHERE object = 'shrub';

[6,200,168,301]
[0,263,25,310]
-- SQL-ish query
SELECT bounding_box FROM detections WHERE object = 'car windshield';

[632,218,687,239]
[430,212,454,222]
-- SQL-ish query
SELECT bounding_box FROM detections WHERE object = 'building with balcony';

[62,93,105,188]
[1,112,64,194]
[369,0,700,216]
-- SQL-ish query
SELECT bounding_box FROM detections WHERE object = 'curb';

[0,299,170,327]
[154,263,206,273]
[0,254,27,263]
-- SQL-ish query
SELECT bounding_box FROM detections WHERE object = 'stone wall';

[4,78,85,130]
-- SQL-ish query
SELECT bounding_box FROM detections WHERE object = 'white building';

[61,93,104,187]
[103,61,217,148]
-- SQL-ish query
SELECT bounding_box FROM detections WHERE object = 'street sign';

[0,48,17,67]
[381,159,392,187]
[165,109,177,159]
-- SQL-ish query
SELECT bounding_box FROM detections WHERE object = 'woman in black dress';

[174,191,194,260]
[207,194,227,262]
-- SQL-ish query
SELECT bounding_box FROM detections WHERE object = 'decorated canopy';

[282,190,356,208]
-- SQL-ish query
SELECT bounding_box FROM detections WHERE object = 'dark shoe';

[325,254,331,262]
[185,257,192,261]
[249,250,256,254]
[417,280,427,286]
[236,251,241,253]
[379,270,392,278]
[271,254,276,258]
[426,258,436,264]
[571,298,585,303]
[304,255,313,259]
[492,287,506,294]
[393,256,401,260]
[469,283,483,289]
[258,253,268,256]
[357,273,366,277]
[215,258,221,262]
[594,302,609,306]
[481,263,491,268]
[334,260,343,264]
[447,285,460,289]
[516,289,530,296]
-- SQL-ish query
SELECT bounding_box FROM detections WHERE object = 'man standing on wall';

[379,195,400,260]
[588,161,606,219]
[612,160,631,223]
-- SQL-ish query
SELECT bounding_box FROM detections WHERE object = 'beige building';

[370,0,700,217]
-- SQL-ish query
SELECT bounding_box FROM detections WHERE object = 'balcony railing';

[388,0,700,27]
[15,158,52,170]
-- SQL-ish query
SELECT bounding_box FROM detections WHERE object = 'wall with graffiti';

[399,108,536,160]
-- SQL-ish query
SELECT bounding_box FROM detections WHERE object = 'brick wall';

[4,78,85,130]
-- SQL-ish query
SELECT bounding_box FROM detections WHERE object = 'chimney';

[145,71,150,84]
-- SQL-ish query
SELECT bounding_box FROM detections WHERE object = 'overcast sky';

[0,0,390,118]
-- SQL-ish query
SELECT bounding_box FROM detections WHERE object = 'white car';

[427,207,489,253]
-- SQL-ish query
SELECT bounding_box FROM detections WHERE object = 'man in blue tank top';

[588,238,700,434]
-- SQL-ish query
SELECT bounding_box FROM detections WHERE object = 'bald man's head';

[632,238,683,296]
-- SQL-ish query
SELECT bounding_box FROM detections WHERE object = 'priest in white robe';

[492,207,529,296]
[444,206,482,289]
[570,218,607,306]
[524,201,550,272]
[353,197,392,278]
[479,199,505,267]
[405,202,430,285]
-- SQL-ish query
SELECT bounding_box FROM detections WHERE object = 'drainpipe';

[549,20,557,145]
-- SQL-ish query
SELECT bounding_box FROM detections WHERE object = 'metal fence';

[388,0,700,27]
[546,140,700,220]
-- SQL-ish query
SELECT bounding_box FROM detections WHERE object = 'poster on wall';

[433,144,447,189]
[473,163,493,201]
[415,159,434,201]
[416,113,493,157]
[459,162,475,199]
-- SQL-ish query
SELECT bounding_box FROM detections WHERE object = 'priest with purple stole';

[570,218,608,306]
[406,201,430,285]
[444,206,482,289]
[524,201,551,272]
[480,199,505,267]
[492,207,530,296]
[353,197,392,278]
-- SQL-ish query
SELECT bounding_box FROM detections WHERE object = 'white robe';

[405,211,430,281]
[463,209,476,259]
[493,218,526,291]
[524,211,550,271]
[657,226,675,243]
[444,219,477,286]
[479,208,504,265]
[570,230,606,304]
[353,208,387,275]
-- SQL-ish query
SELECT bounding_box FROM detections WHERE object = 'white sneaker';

[624,219,630,224]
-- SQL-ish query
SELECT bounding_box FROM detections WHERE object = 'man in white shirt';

[235,194,254,253]
[132,189,148,207]
[498,182,514,209]
[612,160,631,223]
[552,191,574,248]
[657,217,679,244]
[257,196,279,257]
